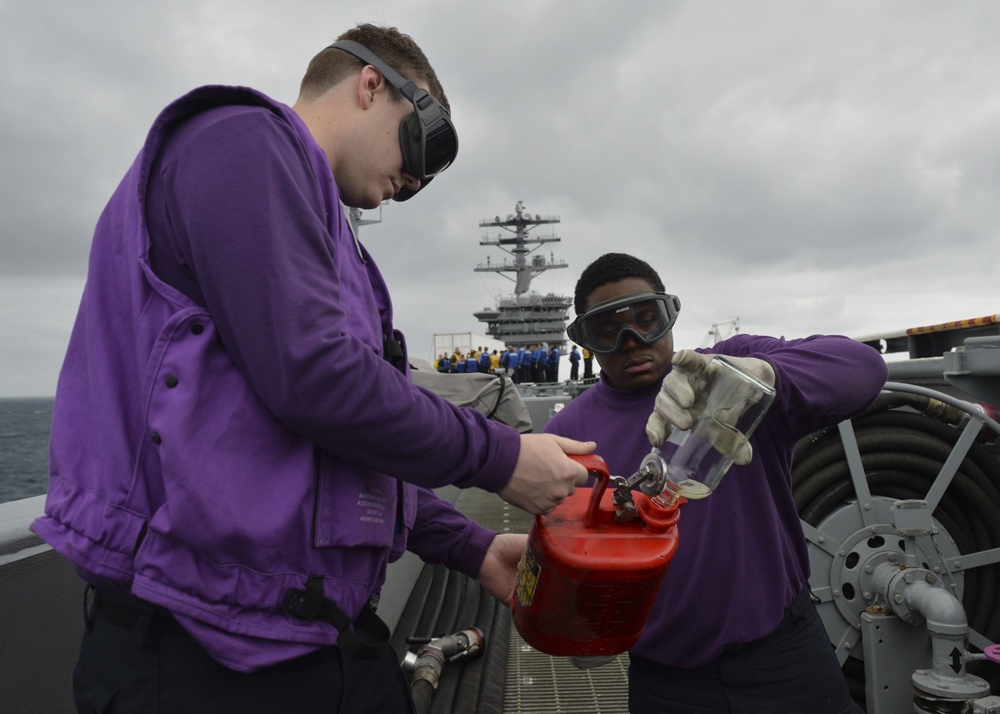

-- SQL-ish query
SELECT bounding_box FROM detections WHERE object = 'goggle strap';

[328,40,418,101]
[327,39,458,201]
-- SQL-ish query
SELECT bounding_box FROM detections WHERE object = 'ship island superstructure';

[473,201,571,348]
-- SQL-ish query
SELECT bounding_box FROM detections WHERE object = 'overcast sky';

[2,0,998,397]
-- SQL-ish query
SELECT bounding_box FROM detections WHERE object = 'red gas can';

[511,454,682,657]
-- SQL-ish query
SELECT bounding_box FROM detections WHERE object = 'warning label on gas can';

[515,547,540,606]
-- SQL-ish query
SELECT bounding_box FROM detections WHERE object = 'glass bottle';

[650,356,776,506]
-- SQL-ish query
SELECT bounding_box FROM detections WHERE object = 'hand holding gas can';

[645,350,776,466]
[500,434,595,515]
[477,533,529,604]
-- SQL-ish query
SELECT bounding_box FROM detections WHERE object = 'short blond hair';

[299,23,450,112]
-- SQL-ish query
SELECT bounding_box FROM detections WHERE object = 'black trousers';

[73,588,416,714]
[628,588,864,714]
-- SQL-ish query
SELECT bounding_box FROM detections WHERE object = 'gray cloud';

[2,0,999,397]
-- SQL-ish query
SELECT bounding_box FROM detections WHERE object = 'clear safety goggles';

[329,40,459,201]
[567,292,681,355]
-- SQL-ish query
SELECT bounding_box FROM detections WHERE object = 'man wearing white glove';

[548,253,886,713]
[646,348,775,469]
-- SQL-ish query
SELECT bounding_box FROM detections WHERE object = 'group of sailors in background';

[433,344,595,384]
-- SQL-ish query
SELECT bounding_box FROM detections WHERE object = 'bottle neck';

[637,490,684,533]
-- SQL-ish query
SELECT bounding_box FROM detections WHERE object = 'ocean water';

[0,397,53,503]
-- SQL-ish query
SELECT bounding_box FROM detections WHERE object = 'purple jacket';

[544,333,886,668]
[31,86,520,672]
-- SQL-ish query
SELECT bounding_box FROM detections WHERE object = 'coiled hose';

[391,562,509,714]
[792,389,1000,704]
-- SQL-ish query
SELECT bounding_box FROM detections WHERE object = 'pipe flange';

[912,668,991,700]
[883,567,942,626]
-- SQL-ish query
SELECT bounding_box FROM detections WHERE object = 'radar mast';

[473,201,571,348]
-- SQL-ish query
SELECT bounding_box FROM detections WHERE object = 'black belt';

[88,582,390,660]
[722,585,814,656]
[88,586,188,636]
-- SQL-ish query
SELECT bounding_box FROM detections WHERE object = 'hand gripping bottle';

[647,355,776,505]
[510,454,682,657]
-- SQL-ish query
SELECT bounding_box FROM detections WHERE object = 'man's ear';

[357,65,385,109]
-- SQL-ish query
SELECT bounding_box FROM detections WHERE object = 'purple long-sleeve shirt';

[143,94,517,497]
[544,333,886,667]
[32,86,519,671]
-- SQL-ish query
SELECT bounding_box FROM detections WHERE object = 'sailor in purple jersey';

[31,22,592,714]
[546,252,886,713]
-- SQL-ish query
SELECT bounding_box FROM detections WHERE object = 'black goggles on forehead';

[567,292,681,355]
[328,40,458,201]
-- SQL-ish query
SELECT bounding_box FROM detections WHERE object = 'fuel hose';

[393,562,509,714]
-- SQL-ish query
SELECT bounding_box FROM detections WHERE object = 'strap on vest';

[282,576,390,660]
[384,334,405,372]
[485,372,505,421]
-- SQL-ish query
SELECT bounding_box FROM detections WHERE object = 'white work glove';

[568,655,617,670]
[645,350,775,465]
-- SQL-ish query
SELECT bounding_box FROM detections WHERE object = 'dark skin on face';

[587,277,675,391]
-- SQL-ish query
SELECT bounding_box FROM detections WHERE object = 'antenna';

[704,317,740,346]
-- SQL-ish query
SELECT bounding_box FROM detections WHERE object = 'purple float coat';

[31,86,520,672]
[544,333,886,668]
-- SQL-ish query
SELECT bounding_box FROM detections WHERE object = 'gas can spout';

[638,487,684,533]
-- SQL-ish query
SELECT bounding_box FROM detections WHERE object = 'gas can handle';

[568,453,611,527]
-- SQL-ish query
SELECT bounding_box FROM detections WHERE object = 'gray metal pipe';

[904,579,968,682]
